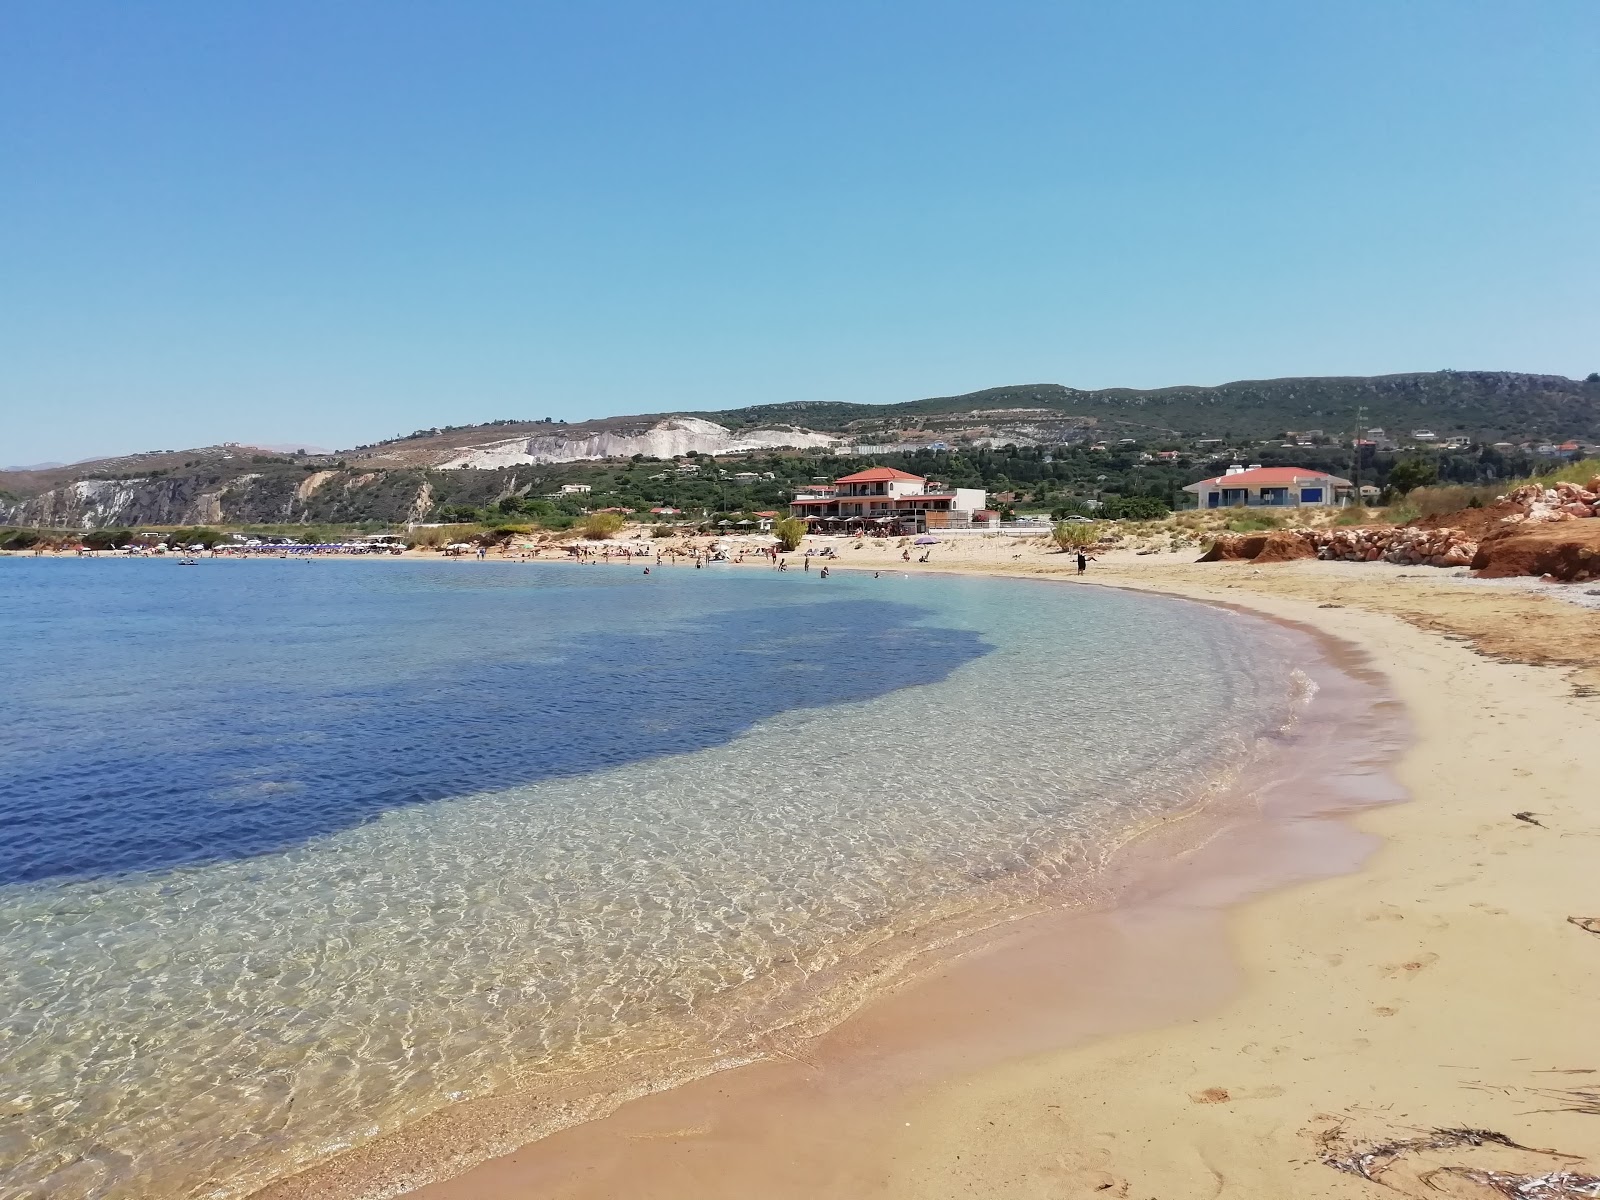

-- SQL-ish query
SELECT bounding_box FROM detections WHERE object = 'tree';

[1587,372,1599,383]
[1387,458,1439,495]
[1051,520,1101,551]
[772,517,807,551]
[1098,495,1170,520]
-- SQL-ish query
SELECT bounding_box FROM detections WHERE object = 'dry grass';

[406,523,485,548]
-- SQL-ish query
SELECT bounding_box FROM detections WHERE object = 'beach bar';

[788,467,988,533]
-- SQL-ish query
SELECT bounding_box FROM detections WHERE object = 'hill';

[3,371,1596,531]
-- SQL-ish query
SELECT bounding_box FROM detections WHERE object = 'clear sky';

[3,1,1596,464]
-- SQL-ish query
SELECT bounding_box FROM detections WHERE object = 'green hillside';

[707,371,1600,441]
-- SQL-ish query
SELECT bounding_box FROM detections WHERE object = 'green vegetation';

[1381,503,1422,525]
[704,371,1600,442]
[1050,520,1100,550]
[1386,458,1440,496]
[1,528,44,550]
[577,512,625,540]
[406,523,484,549]
[772,517,807,551]
[1406,457,1599,518]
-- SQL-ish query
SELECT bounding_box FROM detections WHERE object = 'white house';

[789,467,987,531]
[1184,465,1352,510]
[559,483,592,494]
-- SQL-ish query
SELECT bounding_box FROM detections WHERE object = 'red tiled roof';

[1186,467,1350,489]
[833,467,924,484]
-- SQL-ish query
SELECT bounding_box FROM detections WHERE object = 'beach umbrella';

[913,535,940,545]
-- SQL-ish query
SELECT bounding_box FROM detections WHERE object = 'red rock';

[1471,521,1600,581]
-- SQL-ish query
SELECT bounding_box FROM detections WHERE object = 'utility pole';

[1352,405,1366,504]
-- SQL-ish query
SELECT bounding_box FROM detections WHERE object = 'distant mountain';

[2,462,65,472]
[704,371,1599,441]
[3,371,1595,530]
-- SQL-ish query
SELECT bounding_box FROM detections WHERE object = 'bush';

[1051,520,1100,550]
[772,517,807,551]
[1099,495,1171,520]
[577,512,625,540]
[2,528,42,550]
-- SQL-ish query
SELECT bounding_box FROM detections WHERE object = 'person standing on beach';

[1076,550,1095,575]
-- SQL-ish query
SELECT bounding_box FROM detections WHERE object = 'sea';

[1,557,1321,1199]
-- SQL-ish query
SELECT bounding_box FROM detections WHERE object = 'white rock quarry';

[437,417,839,468]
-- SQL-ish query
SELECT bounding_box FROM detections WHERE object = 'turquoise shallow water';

[0,560,1311,1199]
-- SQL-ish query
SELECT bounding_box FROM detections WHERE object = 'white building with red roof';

[789,467,987,531]
[1183,465,1352,510]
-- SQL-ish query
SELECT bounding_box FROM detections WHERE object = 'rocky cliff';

[436,417,839,468]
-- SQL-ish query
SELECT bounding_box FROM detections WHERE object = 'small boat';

[178,555,200,566]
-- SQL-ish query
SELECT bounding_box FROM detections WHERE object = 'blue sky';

[3,1,1596,464]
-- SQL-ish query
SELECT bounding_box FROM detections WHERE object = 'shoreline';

[291,557,1599,1198]
[17,549,1598,1196]
[250,569,1421,1200]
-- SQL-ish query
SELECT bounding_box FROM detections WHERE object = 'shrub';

[1051,520,1100,550]
[577,512,625,540]
[2,529,42,550]
[1099,495,1171,520]
[772,517,807,551]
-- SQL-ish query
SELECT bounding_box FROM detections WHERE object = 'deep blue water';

[0,559,988,885]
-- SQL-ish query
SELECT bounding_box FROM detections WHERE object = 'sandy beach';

[18,539,1598,1198]
[343,538,1600,1199]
